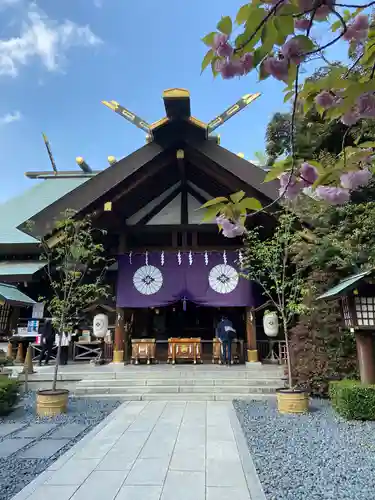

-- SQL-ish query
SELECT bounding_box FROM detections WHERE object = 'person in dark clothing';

[216,316,236,366]
[39,319,54,366]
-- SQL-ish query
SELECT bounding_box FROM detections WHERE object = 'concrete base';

[245,362,262,369]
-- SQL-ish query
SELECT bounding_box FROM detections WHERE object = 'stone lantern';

[318,269,375,384]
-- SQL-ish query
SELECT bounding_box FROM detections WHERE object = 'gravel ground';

[0,392,121,500]
[234,399,375,500]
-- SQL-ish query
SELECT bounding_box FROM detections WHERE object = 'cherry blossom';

[216,216,245,238]
[340,107,361,126]
[343,14,369,44]
[315,90,336,109]
[340,169,373,190]
[357,92,375,119]
[212,34,233,58]
[299,162,318,186]
[281,38,305,65]
[263,57,289,82]
[315,186,350,205]
[279,172,303,199]
[295,18,310,31]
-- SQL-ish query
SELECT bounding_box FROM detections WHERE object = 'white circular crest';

[209,264,239,294]
[133,265,163,295]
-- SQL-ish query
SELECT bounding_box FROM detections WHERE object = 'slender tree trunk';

[52,318,64,392]
[283,317,293,389]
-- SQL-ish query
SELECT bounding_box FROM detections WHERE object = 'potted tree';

[33,210,110,417]
[201,194,309,414]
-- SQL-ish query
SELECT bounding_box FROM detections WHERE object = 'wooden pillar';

[113,232,126,364]
[113,307,125,363]
[356,332,375,384]
[246,307,259,363]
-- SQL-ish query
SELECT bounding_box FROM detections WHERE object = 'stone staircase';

[74,364,285,401]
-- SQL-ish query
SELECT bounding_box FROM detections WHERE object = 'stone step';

[74,384,280,396]
[74,392,277,401]
[76,378,283,387]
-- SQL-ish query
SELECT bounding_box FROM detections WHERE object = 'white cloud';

[0,110,22,125]
[0,7,102,77]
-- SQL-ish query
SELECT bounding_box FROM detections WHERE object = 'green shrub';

[0,378,20,416]
[329,380,375,420]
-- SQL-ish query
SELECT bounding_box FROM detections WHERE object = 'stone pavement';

[11,401,266,500]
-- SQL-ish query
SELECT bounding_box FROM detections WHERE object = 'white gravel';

[234,399,375,500]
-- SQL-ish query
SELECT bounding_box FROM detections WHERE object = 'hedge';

[329,380,375,421]
[0,378,20,416]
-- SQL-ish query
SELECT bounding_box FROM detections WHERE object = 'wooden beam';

[136,186,181,225]
[177,150,188,225]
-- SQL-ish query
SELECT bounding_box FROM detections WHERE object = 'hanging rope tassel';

[183,297,187,311]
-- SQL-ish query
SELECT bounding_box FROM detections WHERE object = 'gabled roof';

[0,282,36,306]
[0,177,91,244]
[317,270,373,300]
[5,89,277,242]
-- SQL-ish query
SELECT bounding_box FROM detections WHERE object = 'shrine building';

[0,88,280,365]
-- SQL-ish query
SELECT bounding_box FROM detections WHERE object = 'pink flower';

[240,53,254,74]
[279,172,303,199]
[220,59,244,79]
[340,169,372,190]
[315,4,331,20]
[299,162,318,186]
[295,18,310,31]
[315,90,336,109]
[263,57,289,82]
[281,38,305,64]
[315,186,350,205]
[343,14,369,43]
[340,107,361,126]
[214,58,226,73]
[216,216,245,238]
[212,34,233,58]
[357,92,375,119]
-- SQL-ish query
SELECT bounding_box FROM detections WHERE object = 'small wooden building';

[0,89,278,362]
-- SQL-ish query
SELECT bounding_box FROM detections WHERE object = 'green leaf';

[230,191,246,203]
[217,16,233,36]
[201,49,214,74]
[293,35,315,52]
[261,19,278,53]
[240,8,266,51]
[331,20,342,32]
[236,4,251,25]
[259,60,271,81]
[201,205,222,223]
[274,15,294,39]
[237,197,262,212]
[200,197,228,208]
[283,90,294,103]
[202,32,216,47]
[252,45,269,67]
[357,141,375,148]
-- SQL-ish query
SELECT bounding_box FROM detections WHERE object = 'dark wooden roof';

[18,90,278,240]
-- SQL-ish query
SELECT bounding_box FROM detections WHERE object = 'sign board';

[32,303,44,319]
[27,320,39,335]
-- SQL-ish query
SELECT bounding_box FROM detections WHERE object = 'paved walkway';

[12,401,265,500]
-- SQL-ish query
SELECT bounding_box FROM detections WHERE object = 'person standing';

[216,315,236,366]
[56,331,71,365]
[39,319,54,366]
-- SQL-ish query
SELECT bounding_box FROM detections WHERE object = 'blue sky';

[0,0,346,202]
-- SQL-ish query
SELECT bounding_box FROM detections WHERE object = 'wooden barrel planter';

[276,388,309,414]
[36,389,69,417]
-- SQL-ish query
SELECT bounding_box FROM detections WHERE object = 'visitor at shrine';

[216,315,236,366]
[38,319,55,366]
[56,332,71,365]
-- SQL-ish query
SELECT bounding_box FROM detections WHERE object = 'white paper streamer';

[177,251,182,265]
[238,250,243,267]
[129,251,132,264]
[204,251,209,265]
[145,251,149,265]
[223,250,227,264]
[161,251,165,266]
[189,251,193,266]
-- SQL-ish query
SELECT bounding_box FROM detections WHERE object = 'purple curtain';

[116,251,255,308]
